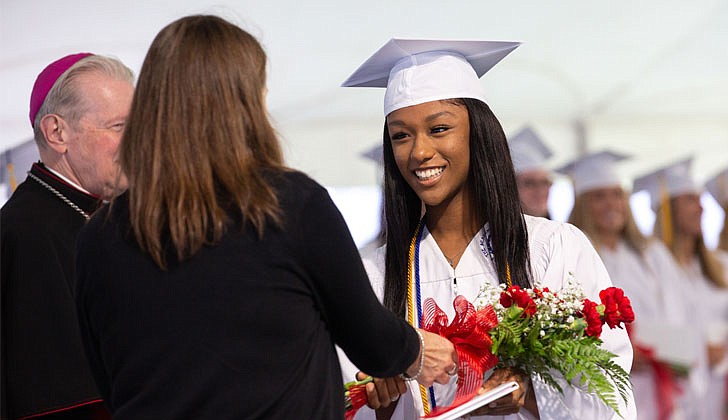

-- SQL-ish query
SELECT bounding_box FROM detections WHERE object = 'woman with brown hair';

[73,15,456,419]
[564,151,698,420]
[634,157,728,420]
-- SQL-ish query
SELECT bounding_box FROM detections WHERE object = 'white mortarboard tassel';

[705,167,728,206]
[341,38,520,116]
[508,126,553,174]
[555,151,628,195]
[633,157,699,212]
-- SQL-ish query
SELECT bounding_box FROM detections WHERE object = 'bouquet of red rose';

[464,279,635,415]
[343,279,635,418]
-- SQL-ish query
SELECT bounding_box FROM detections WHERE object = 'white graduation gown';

[678,252,728,420]
[343,216,636,420]
[598,240,704,420]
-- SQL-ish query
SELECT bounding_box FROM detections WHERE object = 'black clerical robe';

[1,162,109,419]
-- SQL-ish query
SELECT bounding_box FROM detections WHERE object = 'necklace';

[442,242,470,268]
[27,171,91,220]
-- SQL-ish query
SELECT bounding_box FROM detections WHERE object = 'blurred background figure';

[508,126,553,218]
[563,151,702,420]
[706,167,728,254]
[635,157,728,420]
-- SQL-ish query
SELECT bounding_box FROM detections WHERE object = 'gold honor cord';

[406,219,430,415]
[506,262,512,287]
[406,220,512,414]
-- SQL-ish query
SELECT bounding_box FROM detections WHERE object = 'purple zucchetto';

[29,52,94,127]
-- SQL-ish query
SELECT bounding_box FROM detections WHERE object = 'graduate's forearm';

[524,385,540,419]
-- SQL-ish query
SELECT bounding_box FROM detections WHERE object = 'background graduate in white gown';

[339,38,636,420]
[563,151,704,420]
[706,167,728,255]
[508,126,554,219]
[635,158,728,420]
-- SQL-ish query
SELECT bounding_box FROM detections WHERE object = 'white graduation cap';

[508,126,553,174]
[705,167,728,206]
[555,150,628,195]
[341,38,520,116]
[0,138,39,190]
[633,157,699,212]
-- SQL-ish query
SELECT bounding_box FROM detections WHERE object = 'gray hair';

[33,55,135,148]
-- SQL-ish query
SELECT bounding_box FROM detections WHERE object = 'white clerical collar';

[43,164,93,196]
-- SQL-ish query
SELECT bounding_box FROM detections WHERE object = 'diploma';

[422,381,519,420]
[632,321,702,370]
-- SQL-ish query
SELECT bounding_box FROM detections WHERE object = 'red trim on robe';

[17,399,106,420]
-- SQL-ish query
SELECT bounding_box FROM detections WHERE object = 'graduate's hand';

[407,329,457,387]
[356,371,406,410]
[469,367,539,418]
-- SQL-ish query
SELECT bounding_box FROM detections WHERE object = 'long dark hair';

[382,98,531,317]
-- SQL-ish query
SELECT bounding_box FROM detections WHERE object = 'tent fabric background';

[2,0,726,244]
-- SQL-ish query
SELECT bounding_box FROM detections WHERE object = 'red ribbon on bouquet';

[420,295,499,417]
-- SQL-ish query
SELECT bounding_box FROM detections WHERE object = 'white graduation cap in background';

[360,143,383,166]
[705,167,728,206]
[633,157,699,212]
[508,126,553,174]
[555,150,628,195]
[0,138,39,191]
[633,156,698,247]
[341,38,520,116]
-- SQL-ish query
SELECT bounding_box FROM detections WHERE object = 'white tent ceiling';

[2,0,727,188]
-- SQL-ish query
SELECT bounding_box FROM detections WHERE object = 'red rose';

[599,287,635,328]
[500,290,513,308]
[618,296,635,323]
[582,299,603,338]
[601,295,620,328]
[505,286,536,317]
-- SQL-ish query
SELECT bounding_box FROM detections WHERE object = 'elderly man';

[1,53,133,419]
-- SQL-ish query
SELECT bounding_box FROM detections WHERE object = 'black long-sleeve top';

[74,170,419,419]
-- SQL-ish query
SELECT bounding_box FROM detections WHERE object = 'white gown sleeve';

[527,220,637,420]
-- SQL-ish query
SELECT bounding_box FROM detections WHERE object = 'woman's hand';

[406,329,458,387]
[469,367,539,418]
[356,371,406,410]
